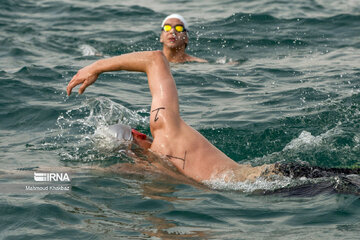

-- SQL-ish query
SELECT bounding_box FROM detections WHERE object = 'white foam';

[79,44,100,56]
[215,56,237,64]
[55,97,149,161]
[216,56,227,64]
[284,127,343,151]
[284,131,322,150]
[203,175,292,192]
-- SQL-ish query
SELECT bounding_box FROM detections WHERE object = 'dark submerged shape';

[274,162,360,179]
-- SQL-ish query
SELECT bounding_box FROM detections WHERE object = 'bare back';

[146,53,242,181]
[67,50,269,183]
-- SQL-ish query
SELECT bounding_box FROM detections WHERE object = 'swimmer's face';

[160,18,188,49]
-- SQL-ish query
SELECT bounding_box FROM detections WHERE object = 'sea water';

[1,0,360,239]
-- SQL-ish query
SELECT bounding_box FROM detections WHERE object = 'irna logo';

[34,172,70,182]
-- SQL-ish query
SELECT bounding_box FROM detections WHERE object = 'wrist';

[91,60,104,75]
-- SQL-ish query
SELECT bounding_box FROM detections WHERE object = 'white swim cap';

[107,124,133,141]
[161,14,188,30]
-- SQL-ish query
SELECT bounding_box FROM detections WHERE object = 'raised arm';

[66,51,181,132]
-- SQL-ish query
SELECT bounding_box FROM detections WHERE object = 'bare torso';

[67,51,272,184]
[149,108,271,182]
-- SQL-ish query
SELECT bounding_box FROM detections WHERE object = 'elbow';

[143,50,169,74]
[150,50,168,66]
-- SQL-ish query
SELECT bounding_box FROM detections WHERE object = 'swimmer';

[66,51,359,183]
[160,14,207,63]
[67,50,272,183]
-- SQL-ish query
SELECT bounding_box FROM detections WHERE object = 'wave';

[194,12,360,56]
[0,0,157,20]
[203,175,292,193]
[206,12,360,30]
[199,90,360,168]
[79,44,101,57]
[40,97,149,164]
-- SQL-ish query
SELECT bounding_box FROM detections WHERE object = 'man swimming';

[67,51,360,184]
[66,50,272,183]
[160,14,207,63]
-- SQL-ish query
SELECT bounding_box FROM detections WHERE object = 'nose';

[169,27,176,34]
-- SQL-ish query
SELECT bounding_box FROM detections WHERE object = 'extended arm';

[66,50,181,132]
[67,51,174,97]
[67,51,153,95]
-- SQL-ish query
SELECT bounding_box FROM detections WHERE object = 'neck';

[162,46,188,63]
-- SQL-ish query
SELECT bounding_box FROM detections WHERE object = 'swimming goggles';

[162,24,186,33]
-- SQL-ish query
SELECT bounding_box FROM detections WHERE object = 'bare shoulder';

[186,55,208,63]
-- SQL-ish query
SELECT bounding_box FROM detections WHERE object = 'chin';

[166,43,183,49]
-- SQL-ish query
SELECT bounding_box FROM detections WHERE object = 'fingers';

[66,73,76,96]
[66,72,84,96]
[67,77,91,95]
[66,80,74,96]
[67,78,78,96]
[66,67,98,96]
[78,82,88,95]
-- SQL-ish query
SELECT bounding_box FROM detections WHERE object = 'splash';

[215,56,239,65]
[59,97,148,129]
[202,171,360,195]
[251,119,360,168]
[52,97,149,163]
[283,130,325,150]
[79,44,101,56]
[203,175,293,192]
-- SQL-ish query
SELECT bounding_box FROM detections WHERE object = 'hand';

[66,64,99,96]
